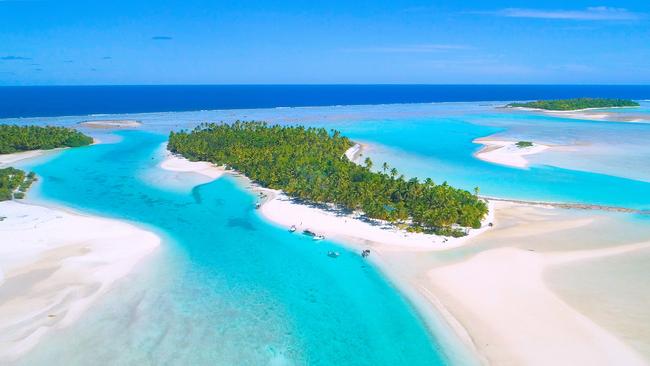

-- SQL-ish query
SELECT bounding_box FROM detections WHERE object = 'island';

[168,121,488,236]
[506,98,639,111]
[0,124,93,154]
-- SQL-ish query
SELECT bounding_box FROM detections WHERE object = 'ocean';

[2,84,650,118]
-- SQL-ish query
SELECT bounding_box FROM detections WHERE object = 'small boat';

[313,235,325,241]
[303,229,316,237]
[254,202,261,209]
[327,251,339,258]
[289,225,297,232]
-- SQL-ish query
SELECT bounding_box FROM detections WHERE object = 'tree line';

[0,167,36,201]
[0,125,93,154]
[168,121,488,236]
[507,98,639,111]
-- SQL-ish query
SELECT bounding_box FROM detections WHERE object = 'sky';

[1,0,649,85]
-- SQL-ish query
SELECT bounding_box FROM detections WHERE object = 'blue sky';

[1,0,649,85]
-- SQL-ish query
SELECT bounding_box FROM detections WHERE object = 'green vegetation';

[507,98,639,111]
[168,121,488,236]
[0,125,93,154]
[515,141,533,148]
[0,167,36,201]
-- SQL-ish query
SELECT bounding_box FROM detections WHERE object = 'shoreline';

[159,150,650,365]
[158,149,494,363]
[473,138,550,169]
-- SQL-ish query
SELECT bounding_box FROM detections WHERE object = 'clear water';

[14,131,453,365]
[7,101,650,364]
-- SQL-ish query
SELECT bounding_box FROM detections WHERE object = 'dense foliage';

[168,121,488,236]
[507,98,639,111]
[0,125,93,154]
[515,141,533,148]
[0,167,36,201]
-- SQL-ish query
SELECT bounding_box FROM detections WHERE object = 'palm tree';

[390,168,398,179]
[364,157,373,170]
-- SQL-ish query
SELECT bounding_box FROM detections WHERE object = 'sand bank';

[474,139,549,169]
[79,120,142,129]
[0,201,160,361]
[421,202,649,365]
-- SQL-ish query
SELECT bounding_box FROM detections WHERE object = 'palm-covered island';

[0,125,93,154]
[507,98,639,111]
[0,125,93,200]
[168,121,488,236]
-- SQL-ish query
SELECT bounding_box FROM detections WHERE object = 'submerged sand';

[0,201,160,362]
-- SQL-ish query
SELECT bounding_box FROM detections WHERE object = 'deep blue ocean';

[2,84,650,118]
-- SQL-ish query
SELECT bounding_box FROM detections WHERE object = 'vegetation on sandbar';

[515,141,534,148]
[0,167,36,201]
[168,121,488,236]
[0,125,93,154]
[506,98,639,111]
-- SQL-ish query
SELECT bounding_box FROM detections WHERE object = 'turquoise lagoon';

[15,131,457,365]
[7,102,650,364]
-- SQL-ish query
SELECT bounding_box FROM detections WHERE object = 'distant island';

[168,121,488,236]
[0,125,93,200]
[506,98,639,111]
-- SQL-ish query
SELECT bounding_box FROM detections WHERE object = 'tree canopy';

[0,167,36,201]
[507,98,639,111]
[168,121,488,236]
[0,125,93,154]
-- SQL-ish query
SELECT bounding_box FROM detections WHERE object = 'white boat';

[313,235,325,241]
[289,225,297,232]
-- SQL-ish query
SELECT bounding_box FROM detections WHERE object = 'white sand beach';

[159,152,650,365]
[159,150,225,179]
[474,139,550,169]
[0,150,57,168]
[0,201,160,361]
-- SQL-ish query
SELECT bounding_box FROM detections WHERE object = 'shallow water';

[7,101,650,209]
[14,131,454,365]
[7,101,650,364]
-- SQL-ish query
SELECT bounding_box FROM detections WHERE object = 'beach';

[0,147,161,362]
[160,151,650,365]
[0,201,160,362]
[473,139,550,169]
